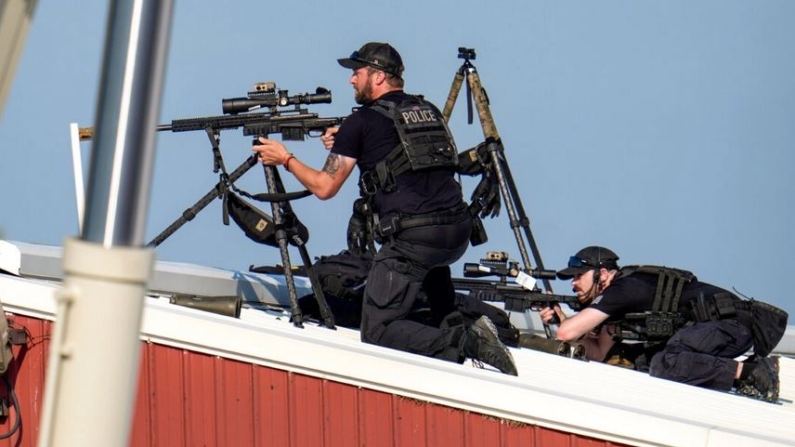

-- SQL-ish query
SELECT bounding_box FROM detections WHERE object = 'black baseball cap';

[557,246,620,280]
[337,42,404,78]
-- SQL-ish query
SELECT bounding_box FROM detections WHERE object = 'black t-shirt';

[589,273,733,323]
[332,91,463,216]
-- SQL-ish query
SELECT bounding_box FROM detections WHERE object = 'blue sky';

[2,1,794,317]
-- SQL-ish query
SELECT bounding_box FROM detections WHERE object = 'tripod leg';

[263,165,304,328]
[486,143,533,269]
[465,70,501,140]
[148,155,258,247]
[500,156,552,288]
[295,244,336,329]
[267,168,336,329]
[442,71,465,122]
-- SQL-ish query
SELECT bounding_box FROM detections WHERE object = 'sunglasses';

[567,256,594,268]
[349,51,392,73]
[568,256,617,270]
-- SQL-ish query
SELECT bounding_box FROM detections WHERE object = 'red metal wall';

[0,314,631,447]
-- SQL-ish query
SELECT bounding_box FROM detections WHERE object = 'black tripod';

[443,48,555,335]
[259,163,336,329]
[147,127,335,329]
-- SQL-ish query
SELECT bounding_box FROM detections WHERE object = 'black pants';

[360,216,471,362]
[649,319,752,391]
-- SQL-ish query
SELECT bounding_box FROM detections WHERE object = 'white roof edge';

[1,273,793,447]
[6,239,795,355]
[7,240,311,306]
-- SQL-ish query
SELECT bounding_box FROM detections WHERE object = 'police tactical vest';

[615,265,697,341]
[364,95,458,194]
[614,265,787,356]
[617,265,696,314]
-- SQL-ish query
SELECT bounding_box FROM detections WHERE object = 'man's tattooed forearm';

[323,153,341,178]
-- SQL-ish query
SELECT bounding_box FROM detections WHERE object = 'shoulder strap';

[360,98,408,194]
[370,98,396,119]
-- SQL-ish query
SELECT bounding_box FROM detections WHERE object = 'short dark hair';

[366,66,404,88]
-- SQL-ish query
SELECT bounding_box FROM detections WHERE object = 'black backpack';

[297,251,519,346]
[312,250,374,300]
[296,250,373,328]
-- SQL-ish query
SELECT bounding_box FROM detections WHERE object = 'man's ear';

[374,70,387,85]
[596,267,612,285]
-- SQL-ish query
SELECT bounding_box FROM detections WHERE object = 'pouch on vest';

[749,300,788,357]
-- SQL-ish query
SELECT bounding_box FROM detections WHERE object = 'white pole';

[37,238,154,447]
[37,1,174,446]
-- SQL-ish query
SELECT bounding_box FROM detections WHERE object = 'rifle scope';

[463,263,557,280]
[222,87,333,115]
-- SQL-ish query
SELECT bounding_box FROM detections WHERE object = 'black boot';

[736,356,780,403]
[461,316,518,376]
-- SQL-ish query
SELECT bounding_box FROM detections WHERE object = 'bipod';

[443,47,556,338]
[148,128,256,248]
[260,164,336,330]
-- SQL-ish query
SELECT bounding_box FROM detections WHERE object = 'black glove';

[456,142,487,176]
[471,169,501,218]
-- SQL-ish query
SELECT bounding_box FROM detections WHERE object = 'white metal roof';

[1,251,793,447]
[10,240,299,306]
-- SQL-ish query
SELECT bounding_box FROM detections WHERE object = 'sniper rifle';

[452,251,582,322]
[453,277,583,315]
[79,82,345,144]
[163,82,344,162]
